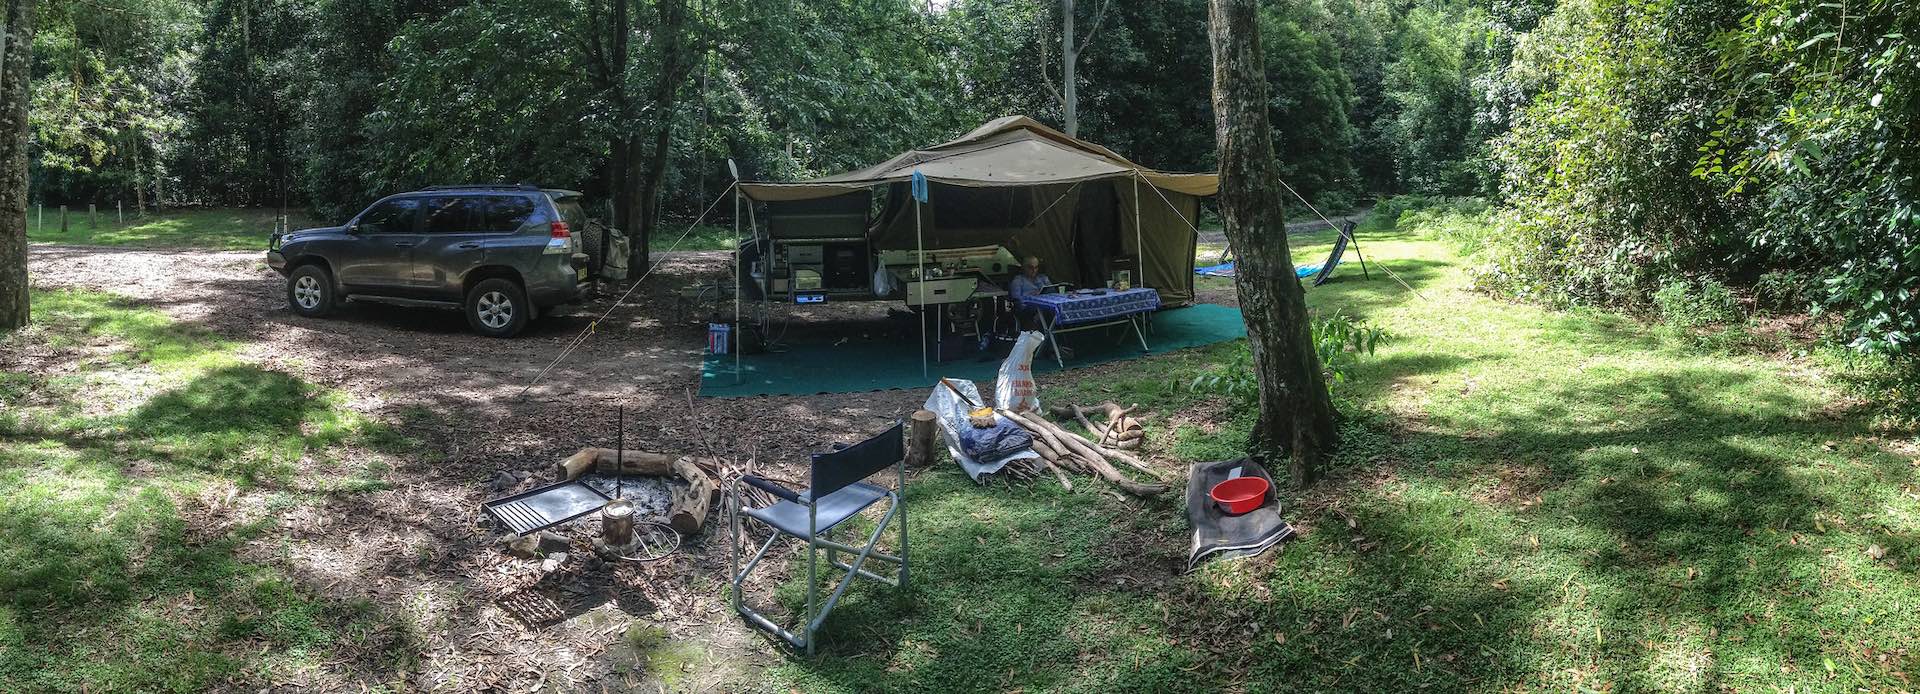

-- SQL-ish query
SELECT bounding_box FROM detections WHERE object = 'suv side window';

[483,195,538,232]
[423,196,487,234]
[358,198,421,234]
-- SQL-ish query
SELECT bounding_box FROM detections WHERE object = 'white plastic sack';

[996,331,1045,412]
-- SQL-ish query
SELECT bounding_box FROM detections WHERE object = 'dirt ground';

[23,244,1239,691]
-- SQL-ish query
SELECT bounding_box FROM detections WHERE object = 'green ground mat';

[699,303,1247,397]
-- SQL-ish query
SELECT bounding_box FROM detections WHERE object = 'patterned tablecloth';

[1021,288,1161,326]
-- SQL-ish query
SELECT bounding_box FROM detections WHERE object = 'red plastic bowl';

[1210,476,1270,515]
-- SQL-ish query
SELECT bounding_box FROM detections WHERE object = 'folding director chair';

[727,421,909,654]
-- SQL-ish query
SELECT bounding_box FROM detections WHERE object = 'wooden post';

[36,204,41,233]
[117,200,123,225]
[908,409,938,467]
[89,203,96,228]
[60,205,67,233]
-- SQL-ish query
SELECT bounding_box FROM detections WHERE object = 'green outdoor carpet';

[699,303,1247,397]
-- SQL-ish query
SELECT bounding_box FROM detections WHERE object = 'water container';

[708,322,732,355]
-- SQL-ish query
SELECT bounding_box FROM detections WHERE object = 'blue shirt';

[1009,272,1051,300]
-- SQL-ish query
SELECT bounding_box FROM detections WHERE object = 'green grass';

[27,207,320,250]
[764,215,1920,691]
[0,289,419,691]
[658,223,740,252]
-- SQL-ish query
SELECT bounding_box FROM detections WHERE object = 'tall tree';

[631,0,690,275]
[0,0,34,332]
[1207,0,1337,486]
[1044,0,1112,137]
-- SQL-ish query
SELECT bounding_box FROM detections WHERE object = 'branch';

[1038,30,1063,107]
[1075,0,1114,56]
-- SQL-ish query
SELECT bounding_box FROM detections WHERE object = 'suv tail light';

[549,221,572,239]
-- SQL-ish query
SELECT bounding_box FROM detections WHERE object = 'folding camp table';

[1021,287,1160,367]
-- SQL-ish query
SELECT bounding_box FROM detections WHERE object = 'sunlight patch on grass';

[27,208,319,250]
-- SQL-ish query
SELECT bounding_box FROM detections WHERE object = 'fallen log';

[666,456,715,535]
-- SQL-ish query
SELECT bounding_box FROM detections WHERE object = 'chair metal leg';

[897,491,909,590]
[809,501,900,634]
[805,515,818,656]
[732,489,911,654]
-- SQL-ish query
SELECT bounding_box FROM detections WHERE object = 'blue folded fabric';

[957,419,1034,461]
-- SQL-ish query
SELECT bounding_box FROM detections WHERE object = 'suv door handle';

[456,242,482,250]
[391,241,415,248]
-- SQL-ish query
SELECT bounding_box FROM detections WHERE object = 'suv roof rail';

[421,183,544,191]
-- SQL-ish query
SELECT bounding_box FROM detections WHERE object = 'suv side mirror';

[345,224,361,235]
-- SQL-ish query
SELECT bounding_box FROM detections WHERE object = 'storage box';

[793,269,823,291]
[907,276,977,306]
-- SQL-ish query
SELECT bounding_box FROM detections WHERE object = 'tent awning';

[738,116,1218,201]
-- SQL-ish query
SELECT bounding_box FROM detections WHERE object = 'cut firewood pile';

[998,404,1168,498]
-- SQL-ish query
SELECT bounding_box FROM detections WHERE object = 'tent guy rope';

[515,182,740,399]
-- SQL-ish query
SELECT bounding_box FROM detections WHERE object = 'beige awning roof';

[738,116,1218,202]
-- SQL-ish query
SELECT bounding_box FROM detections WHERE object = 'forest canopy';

[22,0,1920,359]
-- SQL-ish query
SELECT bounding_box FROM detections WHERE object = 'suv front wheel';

[287,264,336,317]
[465,278,530,338]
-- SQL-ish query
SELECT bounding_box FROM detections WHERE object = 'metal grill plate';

[482,479,613,535]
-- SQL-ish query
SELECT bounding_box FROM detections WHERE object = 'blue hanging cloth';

[910,169,929,203]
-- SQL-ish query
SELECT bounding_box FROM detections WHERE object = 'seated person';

[1008,255,1055,330]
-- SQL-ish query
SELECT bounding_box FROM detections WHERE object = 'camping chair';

[727,422,909,654]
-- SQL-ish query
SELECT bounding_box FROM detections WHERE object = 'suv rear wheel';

[465,278,530,338]
[287,264,336,317]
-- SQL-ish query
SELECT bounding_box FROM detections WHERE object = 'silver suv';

[268,185,590,337]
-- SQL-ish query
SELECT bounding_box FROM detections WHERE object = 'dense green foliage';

[26,0,1500,221]
[1484,0,1919,357]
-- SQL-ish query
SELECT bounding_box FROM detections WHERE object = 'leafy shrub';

[1484,0,1919,358]
[1371,194,1489,231]
[1653,278,1744,331]
[1752,270,1811,314]
[1191,312,1391,398]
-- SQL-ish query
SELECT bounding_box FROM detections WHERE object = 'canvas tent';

[736,116,1216,306]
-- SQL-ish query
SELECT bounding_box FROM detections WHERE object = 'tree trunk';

[601,0,632,279]
[0,0,36,333]
[1061,0,1076,137]
[630,0,690,276]
[1207,0,1337,487]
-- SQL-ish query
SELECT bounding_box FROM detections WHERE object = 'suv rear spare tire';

[287,264,336,317]
[466,278,530,338]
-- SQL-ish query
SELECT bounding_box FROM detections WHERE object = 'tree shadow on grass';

[1246,366,1918,690]
[0,445,425,691]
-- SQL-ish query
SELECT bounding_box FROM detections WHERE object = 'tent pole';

[733,186,742,382]
[925,192,933,374]
[1133,172,1143,289]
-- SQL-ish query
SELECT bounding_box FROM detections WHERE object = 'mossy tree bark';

[0,0,35,332]
[1207,0,1337,486]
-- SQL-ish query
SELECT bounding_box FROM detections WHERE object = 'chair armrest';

[740,474,803,504]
